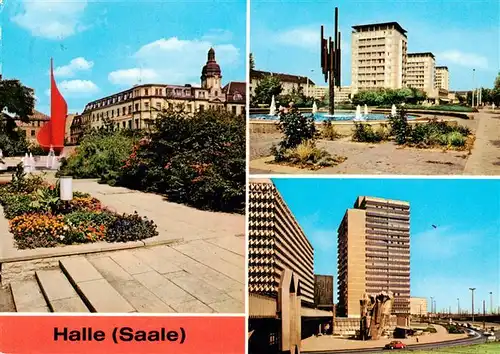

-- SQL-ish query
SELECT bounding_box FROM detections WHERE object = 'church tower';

[201,48,222,95]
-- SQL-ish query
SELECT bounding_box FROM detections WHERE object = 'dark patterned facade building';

[337,196,410,324]
[248,179,315,305]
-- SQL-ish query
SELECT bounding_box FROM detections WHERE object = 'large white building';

[351,22,408,94]
[79,48,245,133]
[406,52,436,97]
[435,66,449,91]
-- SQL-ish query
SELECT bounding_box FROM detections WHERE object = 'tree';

[0,79,35,156]
[249,53,255,71]
[253,75,283,105]
[492,72,500,105]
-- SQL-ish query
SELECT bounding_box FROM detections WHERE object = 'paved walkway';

[464,112,500,175]
[301,324,467,351]
[251,136,469,175]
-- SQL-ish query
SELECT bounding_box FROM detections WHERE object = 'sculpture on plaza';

[359,291,394,340]
[37,59,68,154]
[320,7,341,115]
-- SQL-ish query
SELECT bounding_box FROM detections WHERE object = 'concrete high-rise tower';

[337,196,410,326]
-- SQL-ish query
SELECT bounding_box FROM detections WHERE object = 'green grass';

[402,342,500,353]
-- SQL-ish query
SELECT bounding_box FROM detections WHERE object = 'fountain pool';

[249,112,417,122]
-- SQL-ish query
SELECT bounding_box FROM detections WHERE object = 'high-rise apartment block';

[410,297,428,316]
[351,22,408,94]
[406,52,436,97]
[248,179,315,305]
[337,196,410,324]
[435,66,449,91]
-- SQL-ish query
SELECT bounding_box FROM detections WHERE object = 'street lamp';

[472,69,476,107]
[469,287,476,323]
[457,298,460,315]
[430,297,434,316]
[490,292,493,314]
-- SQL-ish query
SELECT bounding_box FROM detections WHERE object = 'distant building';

[69,114,83,144]
[406,52,435,97]
[65,113,78,143]
[15,110,50,143]
[250,70,315,98]
[80,48,245,132]
[310,85,352,103]
[435,66,449,91]
[337,196,410,326]
[351,22,408,94]
[410,297,428,316]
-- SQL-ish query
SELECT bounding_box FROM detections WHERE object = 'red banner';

[0,315,245,354]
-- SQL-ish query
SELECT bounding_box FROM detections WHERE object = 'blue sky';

[272,178,500,314]
[1,0,246,115]
[251,0,499,91]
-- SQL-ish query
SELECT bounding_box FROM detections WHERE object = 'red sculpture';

[37,59,67,154]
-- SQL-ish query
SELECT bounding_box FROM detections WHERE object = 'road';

[304,328,485,354]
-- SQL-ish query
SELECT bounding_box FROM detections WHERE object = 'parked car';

[486,335,496,342]
[384,341,407,350]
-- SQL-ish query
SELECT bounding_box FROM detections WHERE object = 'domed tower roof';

[201,47,222,79]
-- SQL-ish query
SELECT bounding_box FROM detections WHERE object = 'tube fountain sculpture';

[364,104,368,116]
[312,102,318,115]
[391,104,397,116]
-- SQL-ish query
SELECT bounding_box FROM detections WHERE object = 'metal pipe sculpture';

[320,7,341,115]
[37,59,68,154]
[359,291,394,340]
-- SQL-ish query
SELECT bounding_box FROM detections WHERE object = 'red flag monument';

[37,59,68,154]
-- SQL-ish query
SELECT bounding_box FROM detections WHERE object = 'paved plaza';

[0,180,245,313]
[250,112,500,175]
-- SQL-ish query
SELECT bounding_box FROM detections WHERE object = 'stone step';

[0,285,16,312]
[59,257,135,313]
[35,269,89,312]
[10,277,49,312]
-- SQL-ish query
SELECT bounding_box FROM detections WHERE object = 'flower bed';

[0,165,158,249]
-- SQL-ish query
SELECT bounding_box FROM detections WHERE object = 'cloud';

[53,57,94,78]
[108,68,159,86]
[275,27,319,50]
[45,80,99,97]
[11,0,88,40]
[202,29,234,43]
[437,50,489,70]
[307,229,337,251]
[108,37,240,86]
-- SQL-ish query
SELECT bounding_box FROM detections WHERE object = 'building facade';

[250,70,315,98]
[435,66,449,91]
[310,85,352,103]
[248,179,315,305]
[406,52,435,97]
[15,110,50,143]
[337,196,410,324]
[351,22,408,94]
[79,48,245,132]
[410,297,428,316]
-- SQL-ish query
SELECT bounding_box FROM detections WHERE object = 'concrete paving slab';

[35,269,79,301]
[174,300,215,314]
[205,236,245,256]
[110,280,175,313]
[87,256,134,282]
[59,257,103,283]
[109,251,153,275]
[50,297,89,312]
[133,271,196,308]
[131,248,182,274]
[227,290,245,303]
[10,278,49,312]
[168,274,231,305]
[177,240,244,269]
[76,279,135,313]
[209,298,244,314]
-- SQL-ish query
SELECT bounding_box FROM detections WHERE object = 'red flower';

[164,162,171,169]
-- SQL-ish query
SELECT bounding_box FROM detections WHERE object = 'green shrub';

[446,131,466,147]
[321,119,341,140]
[3,194,38,219]
[119,109,245,213]
[106,212,158,243]
[6,163,47,194]
[277,107,317,149]
[275,140,346,169]
[352,123,385,143]
[388,108,412,145]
